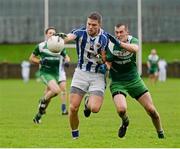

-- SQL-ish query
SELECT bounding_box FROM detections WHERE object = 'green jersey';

[33,41,67,75]
[106,35,139,81]
[148,54,159,73]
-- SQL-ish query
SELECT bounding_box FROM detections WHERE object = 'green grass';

[0,42,180,63]
[0,78,180,147]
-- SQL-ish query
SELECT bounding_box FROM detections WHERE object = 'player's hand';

[96,54,103,64]
[108,33,121,47]
[98,64,107,74]
[54,32,67,39]
[64,62,70,68]
[40,58,48,65]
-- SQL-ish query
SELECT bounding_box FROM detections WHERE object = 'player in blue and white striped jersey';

[63,12,108,139]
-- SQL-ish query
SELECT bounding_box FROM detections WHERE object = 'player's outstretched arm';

[64,33,76,44]
[120,42,139,53]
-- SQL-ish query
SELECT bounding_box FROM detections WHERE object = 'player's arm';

[54,32,76,44]
[147,60,151,69]
[64,33,76,44]
[120,42,139,53]
[29,45,41,64]
[29,53,40,64]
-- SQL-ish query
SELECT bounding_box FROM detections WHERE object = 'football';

[47,35,65,53]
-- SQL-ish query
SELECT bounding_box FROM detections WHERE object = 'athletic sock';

[157,130,165,138]
[72,129,79,139]
[61,104,66,112]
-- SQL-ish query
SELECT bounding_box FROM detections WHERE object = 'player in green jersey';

[105,23,164,138]
[29,27,69,123]
[147,49,159,83]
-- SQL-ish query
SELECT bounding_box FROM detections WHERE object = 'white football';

[47,35,64,53]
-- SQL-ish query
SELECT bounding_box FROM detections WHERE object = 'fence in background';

[0,62,180,79]
[0,0,180,43]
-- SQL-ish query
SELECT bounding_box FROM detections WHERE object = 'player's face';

[46,29,56,39]
[114,25,128,42]
[151,49,157,55]
[86,18,101,37]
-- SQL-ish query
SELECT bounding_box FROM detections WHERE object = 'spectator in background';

[147,49,159,84]
[21,60,30,83]
[158,58,167,82]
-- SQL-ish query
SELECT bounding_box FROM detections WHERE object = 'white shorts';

[71,68,106,94]
[59,69,66,82]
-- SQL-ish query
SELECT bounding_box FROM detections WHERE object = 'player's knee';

[117,106,126,115]
[52,88,61,94]
[118,109,126,117]
[91,106,101,113]
[69,104,79,113]
[147,108,159,119]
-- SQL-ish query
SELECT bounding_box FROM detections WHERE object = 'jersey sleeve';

[32,45,40,56]
[71,26,85,39]
[108,33,120,46]
[60,48,67,57]
[105,43,114,62]
[130,37,139,45]
[101,34,108,50]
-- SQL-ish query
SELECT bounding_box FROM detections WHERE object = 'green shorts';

[148,68,158,74]
[110,76,148,100]
[40,71,59,85]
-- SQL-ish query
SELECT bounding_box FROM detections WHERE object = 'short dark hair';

[88,11,102,24]
[45,26,56,34]
[115,23,128,30]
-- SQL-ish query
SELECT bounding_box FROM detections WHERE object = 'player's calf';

[83,95,91,117]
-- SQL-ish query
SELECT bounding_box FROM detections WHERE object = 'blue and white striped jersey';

[71,26,108,73]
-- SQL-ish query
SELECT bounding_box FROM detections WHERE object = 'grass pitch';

[0,78,180,147]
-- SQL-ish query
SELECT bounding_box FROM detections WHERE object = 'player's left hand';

[54,32,67,39]
[108,33,121,47]
[98,64,107,74]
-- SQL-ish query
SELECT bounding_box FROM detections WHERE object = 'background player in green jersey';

[147,49,159,84]
[105,23,165,138]
[29,27,69,123]
[58,55,70,115]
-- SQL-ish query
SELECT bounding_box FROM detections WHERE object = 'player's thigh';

[138,92,156,112]
[88,91,104,110]
[40,72,60,93]
[59,81,66,91]
[69,92,83,110]
[128,78,148,99]
[48,80,60,94]
[71,68,90,92]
